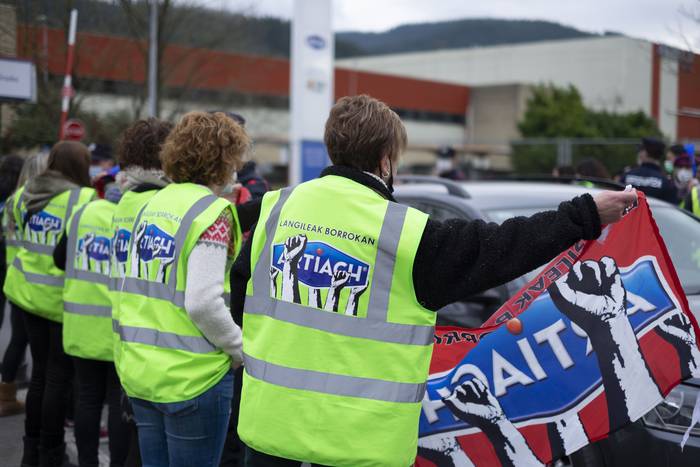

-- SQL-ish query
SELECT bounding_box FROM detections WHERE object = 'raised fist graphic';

[270,267,280,298]
[324,270,350,312]
[345,284,369,316]
[549,257,661,429]
[658,312,700,378]
[281,235,307,304]
[548,257,626,335]
[283,235,307,265]
[442,377,542,466]
[130,221,148,278]
[444,377,505,426]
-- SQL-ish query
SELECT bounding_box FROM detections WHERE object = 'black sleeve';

[663,179,679,205]
[413,194,601,311]
[230,223,255,327]
[53,233,68,271]
[236,198,262,233]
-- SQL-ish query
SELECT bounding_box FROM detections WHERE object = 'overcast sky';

[199,0,700,51]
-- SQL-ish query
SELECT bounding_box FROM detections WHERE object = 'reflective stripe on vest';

[243,352,425,404]
[243,186,432,404]
[64,302,112,318]
[113,320,216,354]
[12,256,64,286]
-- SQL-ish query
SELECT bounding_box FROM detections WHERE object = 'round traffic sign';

[63,118,85,141]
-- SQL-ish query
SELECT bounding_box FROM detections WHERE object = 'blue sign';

[420,259,676,436]
[114,228,131,264]
[28,211,62,233]
[301,140,330,182]
[137,224,175,262]
[306,34,327,50]
[272,240,370,289]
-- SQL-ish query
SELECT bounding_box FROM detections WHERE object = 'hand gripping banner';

[417,193,700,466]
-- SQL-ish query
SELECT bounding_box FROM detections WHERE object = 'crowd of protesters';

[550,137,700,213]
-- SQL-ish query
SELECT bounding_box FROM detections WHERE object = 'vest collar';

[319,165,396,202]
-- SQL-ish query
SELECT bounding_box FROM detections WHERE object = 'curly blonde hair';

[161,111,250,187]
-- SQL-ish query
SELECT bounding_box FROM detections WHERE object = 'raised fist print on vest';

[76,232,112,274]
[270,234,370,315]
[26,211,62,245]
[130,220,176,283]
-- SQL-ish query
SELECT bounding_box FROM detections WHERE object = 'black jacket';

[229,165,602,324]
[621,163,678,204]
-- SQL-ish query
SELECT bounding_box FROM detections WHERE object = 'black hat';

[88,143,113,162]
[639,137,665,160]
[436,145,456,159]
[669,144,687,157]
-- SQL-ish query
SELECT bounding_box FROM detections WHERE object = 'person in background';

[552,165,575,178]
[666,144,686,175]
[114,112,251,466]
[0,154,26,417]
[108,117,174,467]
[576,158,611,181]
[671,152,695,203]
[51,178,130,467]
[435,145,466,180]
[620,137,677,204]
[88,143,116,181]
[3,142,95,466]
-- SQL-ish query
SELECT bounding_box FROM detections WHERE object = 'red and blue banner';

[417,193,700,466]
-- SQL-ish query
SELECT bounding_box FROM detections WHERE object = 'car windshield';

[486,206,700,295]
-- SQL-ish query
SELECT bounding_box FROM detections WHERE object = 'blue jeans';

[130,370,234,467]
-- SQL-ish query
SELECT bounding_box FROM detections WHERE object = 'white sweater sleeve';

[184,212,243,365]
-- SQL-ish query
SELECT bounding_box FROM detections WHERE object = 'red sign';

[63,118,85,141]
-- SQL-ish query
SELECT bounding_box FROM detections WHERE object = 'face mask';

[386,158,394,193]
[664,160,674,174]
[676,169,693,184]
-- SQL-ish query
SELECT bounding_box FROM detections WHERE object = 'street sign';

[63,118,85,141]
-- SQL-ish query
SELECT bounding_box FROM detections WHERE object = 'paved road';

[1,388,111,466]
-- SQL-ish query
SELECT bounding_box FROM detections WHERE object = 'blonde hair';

[161,111,250,187]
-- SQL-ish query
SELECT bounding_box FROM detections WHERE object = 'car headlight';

[642,384,700,437]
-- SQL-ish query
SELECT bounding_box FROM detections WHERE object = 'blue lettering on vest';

[138,224,175,262]
[28,211,62,233]
[272,241,370,288]
[114,229,131,263]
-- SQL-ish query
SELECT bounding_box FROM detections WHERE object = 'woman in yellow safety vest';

[113,112,249,466]
[3,142,95,466]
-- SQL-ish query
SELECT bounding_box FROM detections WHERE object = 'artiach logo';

[272,241,370,289]
[86,236,111,261]
[137,224,175,262]
[28,212,62,233]
[114,229,131,263]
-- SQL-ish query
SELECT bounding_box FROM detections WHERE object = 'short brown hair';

[117,118,173,170]
[47,141,91,187]
[324,95,407,172]
[161,111,250,187]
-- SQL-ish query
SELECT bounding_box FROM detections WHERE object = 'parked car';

[394,175,700,466]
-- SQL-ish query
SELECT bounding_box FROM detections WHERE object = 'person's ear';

[380,154,391,178]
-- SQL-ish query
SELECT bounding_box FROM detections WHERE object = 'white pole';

[289,0,334,185]
[147,0,158,118]
[59,9,78,140]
